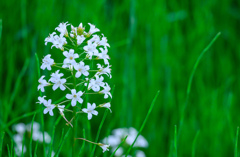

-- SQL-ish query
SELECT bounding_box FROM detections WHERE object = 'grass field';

[1,0,240,156]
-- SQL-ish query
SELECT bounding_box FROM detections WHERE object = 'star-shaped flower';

[66,89,83,106]
[43,99,55,116]
[63,49,79,66]
[38,76,50,92]
[41,54,54,70]
[74,61,90,78]
[82,103,98,120]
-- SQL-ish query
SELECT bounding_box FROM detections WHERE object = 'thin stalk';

[72,66,77,157]
[235,127,239,157]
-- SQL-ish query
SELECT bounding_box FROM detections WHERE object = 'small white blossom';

[74,61,90,78]
[55,22,69,36]
[43,99,55,116]
[89,35,100,44]
[82,103,98,120]
[45,32,56,45]
[96,64,112,78]
[99,34,110,48]
[88,75,105,92]
[98,48,110,65]
[38,76,49,92]
[51,34,67,50]
[83,41,98,59]
[37,96,47,104]
[58,105,65,115]
[41,54,54,70]
[13,123,25,135]
[63,49,79,66]
[66,89,83,106]
[49,70,66,91]
[13,134,23,144]
[135,150,146,157]
[15,144,26,157]
[100,102,112,112]
[99,83,112,99]
[88,23,100,34]
[99,144,110,153]
[77,35,86,45]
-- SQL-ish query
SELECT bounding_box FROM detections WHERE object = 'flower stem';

[72,70,77,157]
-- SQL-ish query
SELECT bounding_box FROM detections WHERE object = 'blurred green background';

[1,0,240,156]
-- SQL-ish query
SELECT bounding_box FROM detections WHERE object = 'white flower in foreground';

[66,89,83,106]
[89,35,100,44]
[58,105,65,115]
[38,76,50,92]
[82,103,98,120]
[37,96,46,104]
[100,103,112,112]
[45,32,56,45]
[88,75,105,92]
[43,99,55,116]
[83,41,98,59]
[63,49,79,66]
[41,54,54,70]
[55,22,69,36]
[100,83,112,99]
[98,48,110,65]
[96,64,112,78]
[77,35,85,45]
[49,70,66,91]
[99,34,110,48]
[88,23,100,34]
[74,61,90,78]
[98,143,110,153]
[51,34,67,50]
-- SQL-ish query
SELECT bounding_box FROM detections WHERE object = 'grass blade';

[125,90,160,156]
[173,125,177,157]
[235,127,239,157]
[110,136,128,157]
[0,131,5,156]
[29,113,36,157]
[34,141,39,157]
[90,110,109,157]
[192,130,200,157]
[78,129,86,156]
[48,126,56,157]
[179,32,221,132]
[55,128,71,156]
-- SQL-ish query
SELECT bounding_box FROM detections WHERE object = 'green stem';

[72,70,77,157]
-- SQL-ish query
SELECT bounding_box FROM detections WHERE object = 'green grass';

[1,0,240,156]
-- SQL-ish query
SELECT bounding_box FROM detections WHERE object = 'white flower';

[74,61,90,78]
[49,70,66,91]
[135,150,146,157]
[99,34,110,48]
[63,49,79,66]
[43,99,55,116]
[77,35,85,45]
[45,32,56,45]
[125,127,148,148]
[98,48,110,65]
[41,54,54,70]
[66,89,83,106]
[13,134,23,144]
[37,96,47,104]
[100,102,112,112]
[88,23,100,34]
[51,34,67,50]
[55,22,69,36]
[113,147,123,156]
[89,35,100,44]
[13,123,25,134]
[99,83,112,99]
[82,103,98,120]
[88,75,105,92]
[58,105,65,115]
[15,144,26,156]
[83,41,98,59]
[96,64,112,78]
[99,144,110,153]
[26,122,40,133]
[38,76,49,92]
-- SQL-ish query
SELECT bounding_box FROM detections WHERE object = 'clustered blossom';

[12,122,54,157]
[37,22,112,153]
[103,127,148,157]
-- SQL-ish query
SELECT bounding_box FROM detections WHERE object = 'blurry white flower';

[41,54,54,70]
[82,103,98,120]
[135,150,146,157]
[38,76,49,92]
[98,48,110,65]
[66,89,83,106]
[74,61,90,78]
[38,132,51,143]
[26,122,40,133]
[89,35,100,44]
[43,99,55,116]
[14,144,26,157]
[13,134,23,144]
[13,123,26,134]
[83,41,98,59]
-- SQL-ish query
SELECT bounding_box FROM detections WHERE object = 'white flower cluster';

[12,122,54,156]
[37,22,112,120]
[103,127,148,157]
